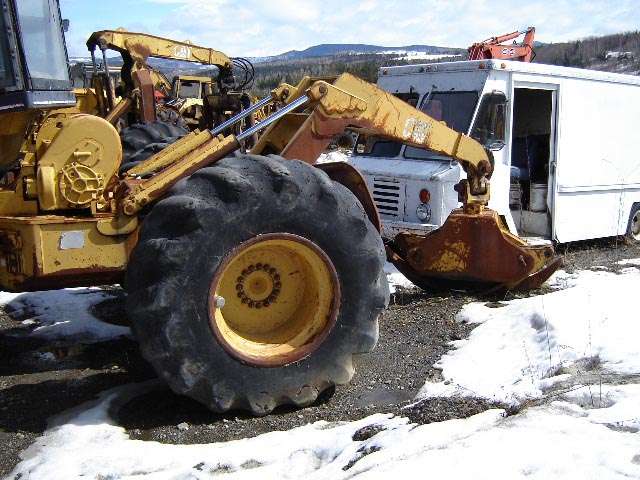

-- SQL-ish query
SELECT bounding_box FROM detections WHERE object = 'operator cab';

[0,0,75,112]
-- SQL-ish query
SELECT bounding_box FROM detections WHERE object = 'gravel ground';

[0,239,638,476]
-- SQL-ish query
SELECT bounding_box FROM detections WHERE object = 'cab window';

[15,0,70,89]
[0,12,15,88]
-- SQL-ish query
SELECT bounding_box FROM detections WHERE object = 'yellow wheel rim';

[208,233,340,367]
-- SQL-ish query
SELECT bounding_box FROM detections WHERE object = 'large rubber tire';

[125,154,389,415]
[119,121,188,174]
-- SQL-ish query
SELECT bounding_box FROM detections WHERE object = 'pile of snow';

[3,288,130,343]
[418,268,640,405]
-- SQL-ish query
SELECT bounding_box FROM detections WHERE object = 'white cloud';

[65,0,640,58]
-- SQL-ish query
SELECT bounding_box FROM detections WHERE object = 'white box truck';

[350,60,640,243]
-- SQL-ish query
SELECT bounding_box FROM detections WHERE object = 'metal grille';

[372,177,402,218]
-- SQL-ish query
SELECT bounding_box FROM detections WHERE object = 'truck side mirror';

[62,19,70,32]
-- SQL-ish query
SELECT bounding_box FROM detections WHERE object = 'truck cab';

[351,61,512,240]
[351,59,640,245]
[0,0,75,112]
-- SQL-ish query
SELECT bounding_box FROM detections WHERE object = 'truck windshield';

[0,12,14,87]
[404,91,478,161]
[354,91,419,158]
[15,0,70,89]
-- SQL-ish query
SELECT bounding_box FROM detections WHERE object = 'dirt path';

[0,240,637,476]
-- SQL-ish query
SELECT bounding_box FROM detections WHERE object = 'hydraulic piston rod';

[237,96,308,141]
[211,95,274,135]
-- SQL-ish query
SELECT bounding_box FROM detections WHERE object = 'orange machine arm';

[468,27,536,62]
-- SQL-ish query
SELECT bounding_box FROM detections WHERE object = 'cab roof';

[379,60,640,86]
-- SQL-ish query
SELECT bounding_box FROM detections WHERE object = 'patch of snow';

[10,380,640,479]
[418,268,640,404]
[2,288,130,343]
[384,262,415,293]
[617,258,640,266]
[375,50,462,61]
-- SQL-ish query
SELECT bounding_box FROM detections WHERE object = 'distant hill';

[254,43,462,62]
[69,32,640,95]
[534,31,640,75]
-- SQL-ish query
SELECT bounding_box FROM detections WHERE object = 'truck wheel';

[125,154,389,415]
[626,204,640,243]
[119,121,188,173]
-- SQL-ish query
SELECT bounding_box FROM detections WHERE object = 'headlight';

[416,203,431,221]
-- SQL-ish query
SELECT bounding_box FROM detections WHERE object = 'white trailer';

[350,60,640,243]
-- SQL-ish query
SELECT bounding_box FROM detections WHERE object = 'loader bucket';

[387,208,562,292]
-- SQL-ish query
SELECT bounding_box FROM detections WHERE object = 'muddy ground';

[0,239,638,476]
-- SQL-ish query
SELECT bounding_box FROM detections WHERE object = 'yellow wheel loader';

[0,0,559,414]
[83,30,255,133]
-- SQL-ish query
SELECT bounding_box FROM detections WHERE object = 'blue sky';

[61,0,640,58]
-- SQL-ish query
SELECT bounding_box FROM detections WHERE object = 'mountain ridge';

[251,43,463,62]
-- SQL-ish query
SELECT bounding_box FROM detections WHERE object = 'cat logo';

[173,45,192,59]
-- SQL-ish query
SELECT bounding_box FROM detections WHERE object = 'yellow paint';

[211,236,336,364]
[0,216,128,291]
[428,241,470,272]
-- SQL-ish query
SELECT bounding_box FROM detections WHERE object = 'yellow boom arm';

[86,30,232,69]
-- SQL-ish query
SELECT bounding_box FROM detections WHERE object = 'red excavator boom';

[468,27,536,62]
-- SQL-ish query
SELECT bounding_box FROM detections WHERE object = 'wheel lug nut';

[274,274,280,281]
[256,263,263,269]
[275,281,281,289]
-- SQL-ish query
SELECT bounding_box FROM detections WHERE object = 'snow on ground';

[375,50,462,61]
[10,380,640,478]
[418,267,640,405]
[3,288,130,343]
[384,262,415,293]
[617,257,640,266]
[7,263,640,479]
